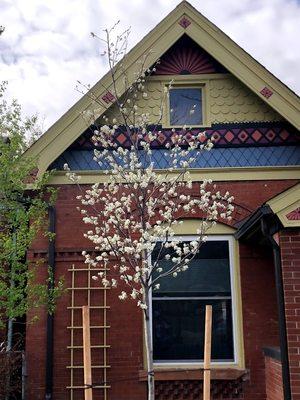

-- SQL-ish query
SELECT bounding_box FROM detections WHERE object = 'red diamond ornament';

[260,86,273,99]
[179,16,191,29]
[102,91,115,104]
[252,130,262,142]
[238,131,248,142]
[224,131,234,143]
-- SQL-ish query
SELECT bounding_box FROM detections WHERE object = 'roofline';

[235,182,300,239]
[24,1,300,175]
[234,205,274,240]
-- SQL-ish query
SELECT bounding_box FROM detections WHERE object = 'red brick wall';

[265,356,284,400]
[25,260,49,400]
[30,180,296,251]
[239,243,279,399]
[25,181,295,400]
[280,229,300,400]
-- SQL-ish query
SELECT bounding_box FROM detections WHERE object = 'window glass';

[152,241,230,296]
[152,239,234,362]
[169,88,202,126]
[153,299,233,361]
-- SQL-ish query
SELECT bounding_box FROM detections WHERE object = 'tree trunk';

[144,300,155,400]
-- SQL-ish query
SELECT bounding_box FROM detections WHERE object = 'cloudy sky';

[1,0,300,131]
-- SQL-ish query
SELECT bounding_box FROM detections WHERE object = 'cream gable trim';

[25,1,300,176]
[171,219,236,235]
[49,166,300,185]
[267,183,300,228]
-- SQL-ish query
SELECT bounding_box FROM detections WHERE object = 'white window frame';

[150,234,242,368]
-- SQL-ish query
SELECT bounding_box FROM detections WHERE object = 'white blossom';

[69,26,237,400]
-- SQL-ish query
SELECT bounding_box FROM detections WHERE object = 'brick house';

[24,2,300,399]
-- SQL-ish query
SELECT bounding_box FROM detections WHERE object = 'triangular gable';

[267,183,300,228]
[25,0,300,176]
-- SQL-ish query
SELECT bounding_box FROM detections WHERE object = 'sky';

[1,0,300,131]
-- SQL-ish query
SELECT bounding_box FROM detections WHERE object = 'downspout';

[22,351,26,400]
[5,231,17,400]
[6,232,16,352]
[45,206,56,400]
[261,218,291,400]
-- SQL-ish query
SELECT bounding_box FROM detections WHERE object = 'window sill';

[161,124,211,129]
[138,368,247,381]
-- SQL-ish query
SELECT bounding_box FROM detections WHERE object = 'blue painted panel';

[50,146,300,170]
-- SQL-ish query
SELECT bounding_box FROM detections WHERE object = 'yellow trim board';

[170,219,236,235]
[267,183,300,227]
[49,167,300,185]
[24,1,300,176]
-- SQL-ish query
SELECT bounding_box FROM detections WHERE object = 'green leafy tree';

[0,81,62,329]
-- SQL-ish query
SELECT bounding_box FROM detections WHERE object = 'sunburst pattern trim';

[286,208,300,221]
[153,36,226,75]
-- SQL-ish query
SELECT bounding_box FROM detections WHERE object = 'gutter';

[234,205,273,241]
[235,206,291,400]
[45,206,56,400]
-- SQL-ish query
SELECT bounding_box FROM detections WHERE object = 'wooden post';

[82,305,93,400]
[203,305,212,400]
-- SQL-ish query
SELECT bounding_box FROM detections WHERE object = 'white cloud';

[1,0,299,130]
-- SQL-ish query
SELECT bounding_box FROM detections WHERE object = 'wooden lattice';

[67,264,110,400]
[155,379,244,400]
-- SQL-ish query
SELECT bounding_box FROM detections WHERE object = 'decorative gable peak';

[153,35,227,75]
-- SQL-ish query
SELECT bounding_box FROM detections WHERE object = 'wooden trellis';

[67,264,110,400]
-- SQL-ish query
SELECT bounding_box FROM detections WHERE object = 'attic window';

[169,87,203,126]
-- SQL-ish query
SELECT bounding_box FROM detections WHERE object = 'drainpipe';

[261,217,291,400]
[22,351,26,400]
[45,206,56,400]
[5,231,17,400]
[6,231,16,353]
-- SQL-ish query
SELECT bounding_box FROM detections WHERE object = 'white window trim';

[150,234,242,369]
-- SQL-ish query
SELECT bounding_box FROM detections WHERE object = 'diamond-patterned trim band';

[71,123,299,150]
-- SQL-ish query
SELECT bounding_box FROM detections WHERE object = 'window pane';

[153,299,234,362]
[169,88,202,125]
[152,241,231,297]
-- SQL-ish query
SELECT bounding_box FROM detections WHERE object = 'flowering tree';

[67,25,234,400]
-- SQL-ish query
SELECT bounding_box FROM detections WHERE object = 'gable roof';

[25,0,300,175]
[267,183,300,228]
